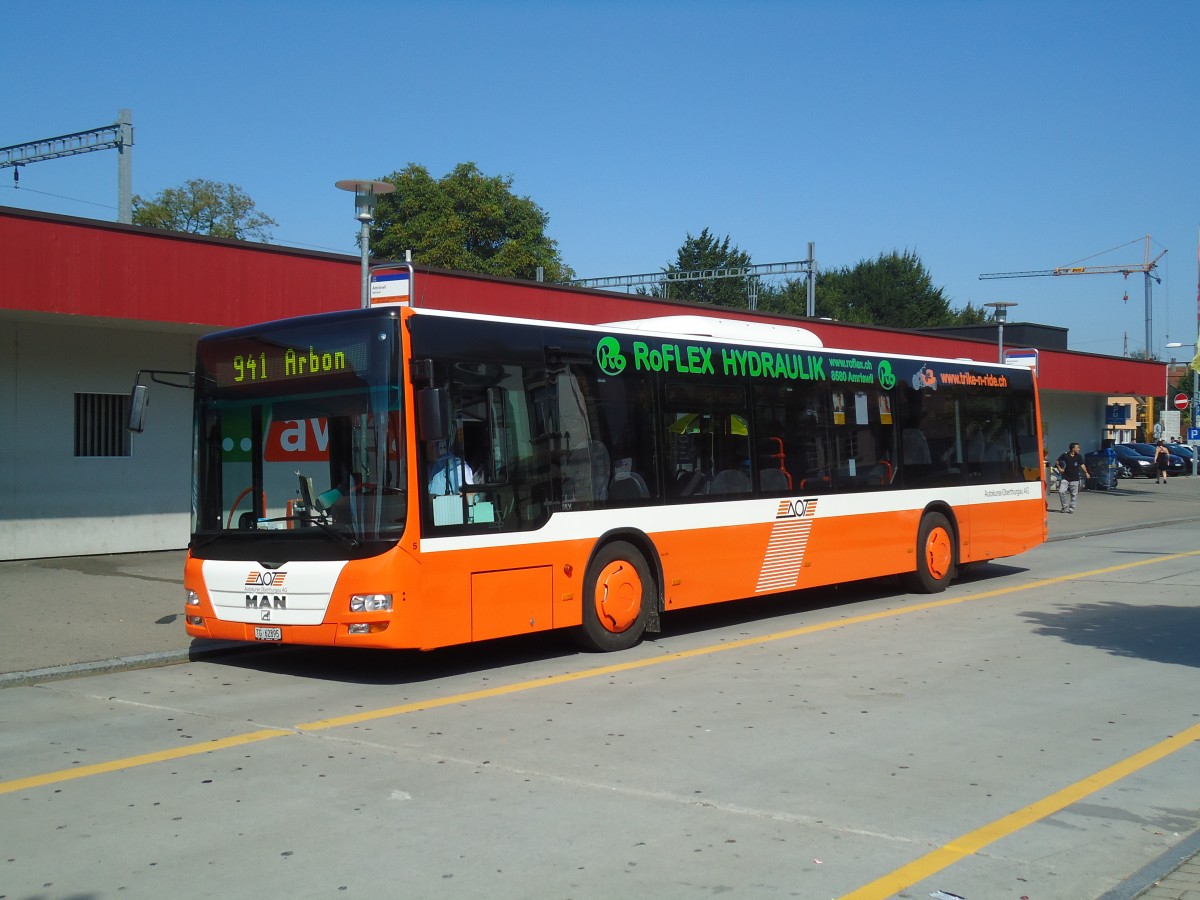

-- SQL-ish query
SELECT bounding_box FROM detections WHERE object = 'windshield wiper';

[189,531,224,551]
[259,516,361,548]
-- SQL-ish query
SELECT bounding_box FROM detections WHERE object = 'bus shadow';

[195,563,1032,685]
[653,560,1028,640]
[1021,601,1200,669]
[190,635,581,687]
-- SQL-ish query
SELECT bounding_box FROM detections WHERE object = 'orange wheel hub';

[925,527,952,580]
[593,560,642,633]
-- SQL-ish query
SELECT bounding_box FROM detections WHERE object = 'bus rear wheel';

[574,541,651,652]
[903,511,955,593]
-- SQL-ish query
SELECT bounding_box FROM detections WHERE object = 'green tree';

[1128,348,1162,362]
[369,162,574,281]
[949,301,993,326]
[813,250,954,327]
[756,278,811,317]
[719,249,989,326]
[132,178,277,242]
[650,229,753,308]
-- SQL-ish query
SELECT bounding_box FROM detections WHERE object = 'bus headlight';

[350,593,393,612]
[186,590,201,607]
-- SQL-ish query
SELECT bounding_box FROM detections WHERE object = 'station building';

[0,206,1166,560]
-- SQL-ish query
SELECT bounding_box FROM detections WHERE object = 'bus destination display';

[209,340,370,388]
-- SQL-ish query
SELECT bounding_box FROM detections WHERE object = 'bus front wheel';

[574,541,651,652]
[904,512,955,593]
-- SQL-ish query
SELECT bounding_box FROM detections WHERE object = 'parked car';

[1109,444,1157,478]
[1127,442,1187,476]
[1166,443,1196,473]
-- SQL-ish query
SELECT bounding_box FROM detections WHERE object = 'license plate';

[254,626,282,641]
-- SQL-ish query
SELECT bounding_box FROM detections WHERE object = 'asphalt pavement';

[1,472,1198,896]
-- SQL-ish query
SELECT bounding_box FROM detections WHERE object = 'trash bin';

[1086,448,1119,491]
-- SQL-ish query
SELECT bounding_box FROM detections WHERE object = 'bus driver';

[427,440,475,495]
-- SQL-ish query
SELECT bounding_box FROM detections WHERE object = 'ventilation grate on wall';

[74,393,132,458]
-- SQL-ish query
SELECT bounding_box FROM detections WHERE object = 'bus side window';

[422,363,530,531]
[752,384,831,494]
[898,383,962,488]
[593,375,657,505]
[550,368,615,509]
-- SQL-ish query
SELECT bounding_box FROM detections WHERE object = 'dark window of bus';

[592,372,657,504]
[1013,394,1041,480]
[663,382,751,499]
[828,387,897,491]
[961,393,1018,483]
[896,383,962,488]
[752,383,831,495]
[553,365,612,510]
[423,361,530,532]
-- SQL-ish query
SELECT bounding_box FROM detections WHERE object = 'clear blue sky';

[4,0,1197,360]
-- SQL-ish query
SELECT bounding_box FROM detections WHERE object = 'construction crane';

[979,235,1167,355]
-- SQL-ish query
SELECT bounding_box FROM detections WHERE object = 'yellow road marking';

[0,729,290,796]
[841,721,1200,899]
[3,547,1200,801]
[298,547,1200,731]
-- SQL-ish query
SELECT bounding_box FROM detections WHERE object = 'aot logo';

[245,571,288,587]
[774,499,810,519]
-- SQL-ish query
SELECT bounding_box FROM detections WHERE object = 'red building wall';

[0,206,1164,397]
[1,207,356,326]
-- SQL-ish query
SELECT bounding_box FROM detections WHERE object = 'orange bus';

[180,303,1045,652]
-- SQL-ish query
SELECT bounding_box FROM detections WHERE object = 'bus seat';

[677,469,708,496]
[759,468,789,492]
[758,437,792,489]
[610,470,649,500]
[709,468,751,495]
[902,428,931,464]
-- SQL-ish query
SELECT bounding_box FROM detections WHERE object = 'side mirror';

[417,387,449,442]
[128,384,149,433]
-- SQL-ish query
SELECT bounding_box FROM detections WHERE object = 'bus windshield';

[192,312,405,550]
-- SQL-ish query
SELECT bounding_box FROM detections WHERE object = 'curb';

[1048,512,1200,543]
[0,641,252,688]
[1097,827,1200,900]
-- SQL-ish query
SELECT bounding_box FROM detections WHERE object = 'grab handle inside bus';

[417,387,449,442]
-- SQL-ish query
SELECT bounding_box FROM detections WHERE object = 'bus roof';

[601,315,823,349]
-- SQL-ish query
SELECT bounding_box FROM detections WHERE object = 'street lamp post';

[335,179,396,309]
[984,301,1018,363]
[1165,341,1199,475]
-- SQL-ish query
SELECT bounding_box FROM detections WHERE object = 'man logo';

[245,571,287,587]
[246,595,287,609]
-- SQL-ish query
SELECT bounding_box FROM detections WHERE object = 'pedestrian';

[1054,443,1091,513]
[1153,440,1170,484]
